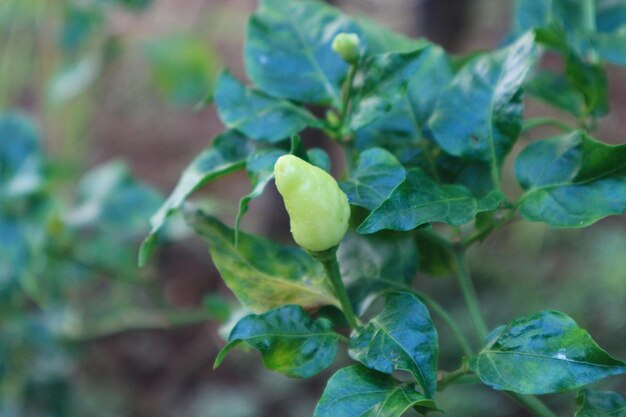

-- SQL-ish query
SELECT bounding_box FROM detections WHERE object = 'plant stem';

[311,248,359,329]
[507,393,559,417]
[410,289,473,358]
[339,63,358,129]
[453,246,488,343]
[437,364,470,391]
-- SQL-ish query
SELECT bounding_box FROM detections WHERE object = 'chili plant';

[141,1,626,416]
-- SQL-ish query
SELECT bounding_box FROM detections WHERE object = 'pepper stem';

[310,247,359,329]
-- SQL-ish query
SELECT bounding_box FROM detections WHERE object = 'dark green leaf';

[245,0,359,107]
[429,32,536,183]
[139,131,254,266]
[60,5,102,53]
[0,112,43,201]
[307,148,331,172]
[349,291,438,398]
[0,218,29,298]
[576,389,626,417]
[358,168,505,234]
[340,148,406,211]
[516,131,626,227]
[596,0,626,33]
[565,53,609,117]
[338,232,418,315]
[235,148,286,243]
[350,47,429,130]
[525,70,586,117]
[415,231,454,276]
[314,365,437,417]
[469,310,626,394]
[215,305,338,378]
[407,45,454,129]
[214,71,320,142]
[185,209,338,312]
[354,99,426,167]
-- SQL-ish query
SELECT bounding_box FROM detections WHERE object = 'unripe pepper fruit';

[274,155,350,252]
[331,33,360,64]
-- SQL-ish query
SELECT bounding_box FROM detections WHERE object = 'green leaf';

[469,310,626,394]
[576,389,626,417]
[184,209,338,312]
[516,131,626,227]
[214,71,320,142]
[585,31,626,66]
[406,45,454,129]
[0,112,43,201]
[314,365,437,417]
[357,16,428,54]
[349,291,438,398]
[139,131,254,266]
[0,218,29,298]
[144,34,218,105]
[350,47,429,130]
[215,305,339,378]
[340,148,406,211]
[429,32,537,184]
[68,160,161,236]
[338,232,418,315]
[245,0,359,107]
[565,52,609,118]
[525,70,586,117]
[235,148,285,243]
[415,231,454,276]
[357,168,505,234]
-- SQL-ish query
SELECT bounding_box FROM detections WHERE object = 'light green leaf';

[184,209,338,312]
[357,16,428,54]
[314,365,437,417]
[469,311,626,394]
[576,389,626,417]
[245,0,359,107]
[139,131,254,266]
[340,148,406,211]
[350,47,429,130]
[516,131,626,227]
[349,291,439,398]
[525,70,586,117]
[215,305,339,378]
[214,71,320,142]
[338,232,418,315]
[358,168,505,234]
[429,32,537,183]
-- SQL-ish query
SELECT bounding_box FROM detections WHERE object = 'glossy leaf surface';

[215,305,338,378]
[350,47,429,130]
[576,389,626,417]
[516,131,626,227]
[314,365,437,417]
[139,131,254,265]
[185,209,338,312]
[469,311,626,394]
[349,291,438,398]
[338,232,418,315]
[214,71,319,142]
[340,148,405,211]
[358,168,504,234]
[245,0,358,107]
[429,33,536,181]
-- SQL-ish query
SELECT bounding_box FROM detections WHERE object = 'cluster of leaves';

[142,0,626,416]
[0,112,165,415]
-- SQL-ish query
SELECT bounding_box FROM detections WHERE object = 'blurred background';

[0,0,625,416]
